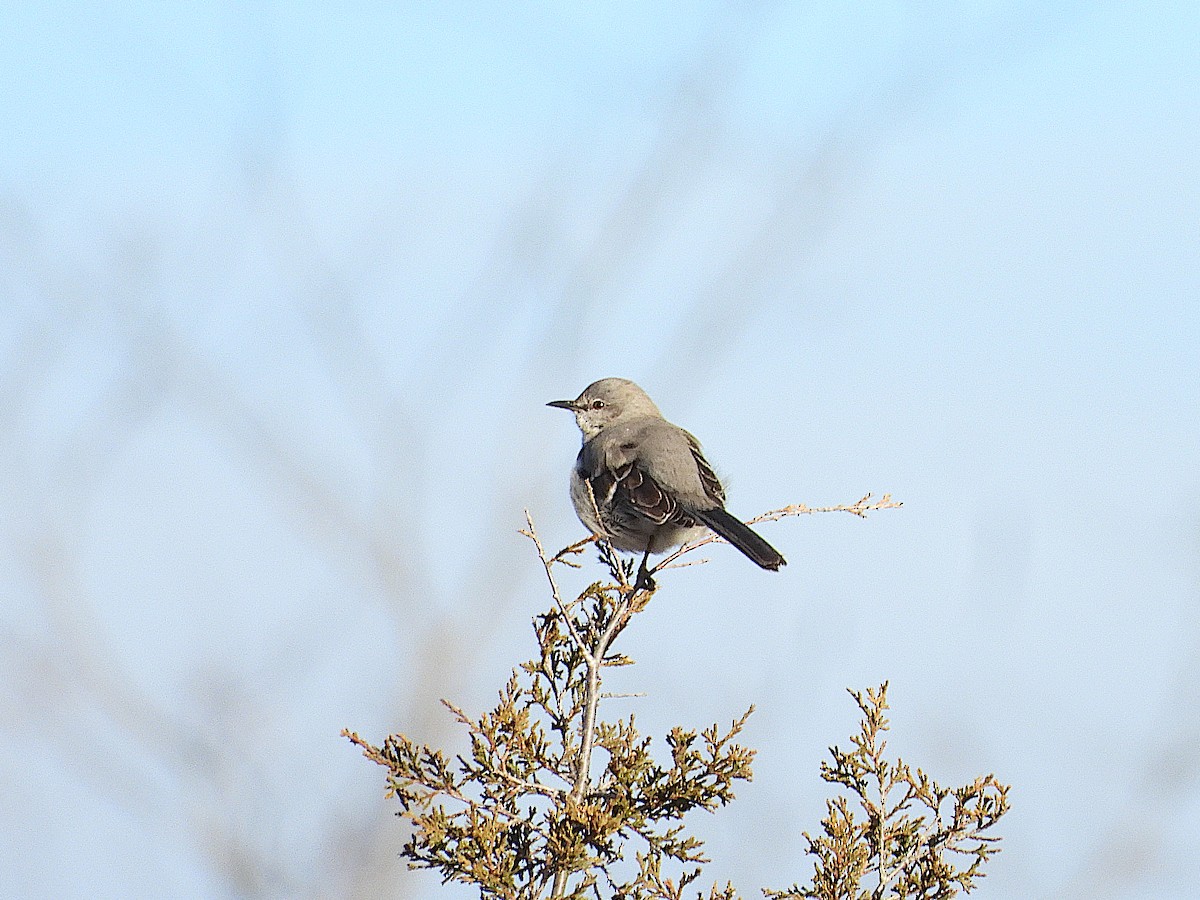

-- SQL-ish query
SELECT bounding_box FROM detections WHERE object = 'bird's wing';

[581,446,676,527]
[580,422,723,527]
[684,431,726,507]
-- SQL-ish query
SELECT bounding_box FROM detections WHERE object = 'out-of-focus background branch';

[2,2,1197,897]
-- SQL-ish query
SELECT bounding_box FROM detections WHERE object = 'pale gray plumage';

[548,378,785,582]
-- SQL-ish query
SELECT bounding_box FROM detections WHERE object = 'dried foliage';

[344,512,759,898]
[766,684,1010,900]
[345,495,1008,899]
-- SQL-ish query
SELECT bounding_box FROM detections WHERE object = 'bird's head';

[547,378,662,441]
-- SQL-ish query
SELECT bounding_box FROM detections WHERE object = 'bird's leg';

[634,541,657,592]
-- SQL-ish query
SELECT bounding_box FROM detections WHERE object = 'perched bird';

[548,377,785,588]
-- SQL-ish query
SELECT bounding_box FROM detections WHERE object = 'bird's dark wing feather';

[686,435,726,507]
[617,462,691,526]
[583,446,698,528]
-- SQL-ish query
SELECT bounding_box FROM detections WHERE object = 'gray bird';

[548,378,785,588]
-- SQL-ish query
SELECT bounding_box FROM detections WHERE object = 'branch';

[658,493,902,571]
[522,510,591,663]
[525,518,656,899]
[753,493,903,521]
[551,580,645,899]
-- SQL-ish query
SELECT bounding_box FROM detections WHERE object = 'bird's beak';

[546,399,577,411]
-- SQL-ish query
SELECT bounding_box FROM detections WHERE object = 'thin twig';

[521,511,591,663]
[584,480,636,595]
[654,556,710,572]
[752,493,903,522]
[549,556,648,898]
[656,492,902,571]
[550,534,598,567]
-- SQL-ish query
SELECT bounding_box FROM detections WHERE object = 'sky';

[2,2,1199,898]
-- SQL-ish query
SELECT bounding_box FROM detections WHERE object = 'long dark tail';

[694,507,786,571]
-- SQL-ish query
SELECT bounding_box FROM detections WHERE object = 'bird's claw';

[634,564,657,593]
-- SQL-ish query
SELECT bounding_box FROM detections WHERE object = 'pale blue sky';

[2,2,1199,898]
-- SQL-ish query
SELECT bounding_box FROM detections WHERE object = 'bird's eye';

[590,399,606,410]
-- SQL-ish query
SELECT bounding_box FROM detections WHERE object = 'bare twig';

[535,519,654,899]
[550,534,598,567]
[657,493,902,572]
[522,511,591,662]
[753,493,903,521]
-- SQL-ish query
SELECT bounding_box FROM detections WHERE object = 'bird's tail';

[694,507,786,571]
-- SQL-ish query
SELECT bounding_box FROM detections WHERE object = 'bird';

[548,377,785,589]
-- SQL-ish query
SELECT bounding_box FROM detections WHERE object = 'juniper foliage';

[345,532,754,898]
[345,501,1008,899]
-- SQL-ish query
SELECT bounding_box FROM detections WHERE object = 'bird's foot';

[634,563,657,593]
